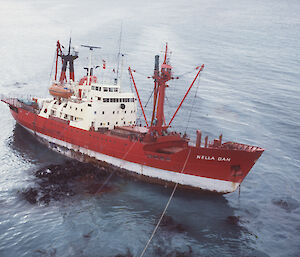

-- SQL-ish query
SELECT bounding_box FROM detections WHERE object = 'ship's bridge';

[39,80,137,131]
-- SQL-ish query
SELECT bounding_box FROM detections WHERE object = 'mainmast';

[128,43,204,135]
[152,43,172,134]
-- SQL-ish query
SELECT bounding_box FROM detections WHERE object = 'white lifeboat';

[49,84,73,98]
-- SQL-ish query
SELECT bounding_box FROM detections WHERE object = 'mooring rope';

[139,148,192,257]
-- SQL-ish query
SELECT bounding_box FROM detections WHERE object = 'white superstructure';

[40,79,137,131]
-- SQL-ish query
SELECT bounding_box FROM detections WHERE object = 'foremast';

[55,38,78,84]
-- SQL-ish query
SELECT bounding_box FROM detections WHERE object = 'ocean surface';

[0,0,300,256]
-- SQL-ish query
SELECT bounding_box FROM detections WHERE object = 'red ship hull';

[5,99,263,194]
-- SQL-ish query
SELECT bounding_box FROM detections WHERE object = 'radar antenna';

[81,44,101,85]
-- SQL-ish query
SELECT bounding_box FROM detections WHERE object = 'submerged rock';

[226,215,241,225]
[160,215,186,233]
[83,230,94,239]
[155,246,194,257]
[21,160,112,205]
[272,197,299,213]
[22,188,38,204]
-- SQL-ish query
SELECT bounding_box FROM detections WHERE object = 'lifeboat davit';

[49,84,73,98]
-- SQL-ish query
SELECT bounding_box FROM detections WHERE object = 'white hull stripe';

[20,124,239,193]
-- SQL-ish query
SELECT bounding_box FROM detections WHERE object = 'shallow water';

[0,0,300,256]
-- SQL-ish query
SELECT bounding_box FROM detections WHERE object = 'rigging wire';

[128,69,155,125]
[49,49,57,84]
[139,148,192,257]
[134,70,153,79]
[136,87,155,124]
[116,22,123,83]
[184,73,202,134]
[176,67,198,78]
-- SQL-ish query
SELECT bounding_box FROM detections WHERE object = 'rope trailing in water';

[139,148,192,257]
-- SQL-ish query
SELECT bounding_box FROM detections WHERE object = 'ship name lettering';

[218,157,231,162]
[196,155,215,161]
[196,155,231,162]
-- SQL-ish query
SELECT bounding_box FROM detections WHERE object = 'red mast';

[128,67,149,127]
[153,43,172,134]
[59,38,78,84]
[54,41,63,81]
[129,43,204,136]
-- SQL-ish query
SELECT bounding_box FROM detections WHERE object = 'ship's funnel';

[154,55,159,71]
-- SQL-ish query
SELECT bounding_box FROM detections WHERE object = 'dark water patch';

[154,245,194,257]
[21,188,38,204]
[160,215,187,233]
[226,215,241,226]
[272,197,299,213]
[20,160,113,205]
[8,124,66,165]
